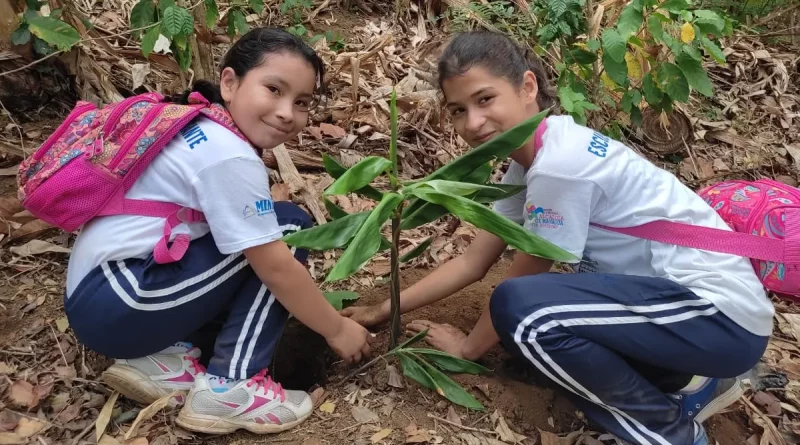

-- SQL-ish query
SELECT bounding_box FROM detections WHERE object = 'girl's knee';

[489,274,565,332]
[274,201,313,230]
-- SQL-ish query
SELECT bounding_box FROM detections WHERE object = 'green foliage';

[11,0,80,57]
[322,291,360,311]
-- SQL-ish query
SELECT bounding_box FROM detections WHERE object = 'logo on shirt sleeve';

[243,199,275,219]
[525,202,564,228]
[586,132,609,158]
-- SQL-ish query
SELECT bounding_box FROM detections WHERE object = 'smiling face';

[442,65,540,148]
[220,52,317,151]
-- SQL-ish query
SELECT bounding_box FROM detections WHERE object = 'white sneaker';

[176,369,312,434]
[102,342,204,405]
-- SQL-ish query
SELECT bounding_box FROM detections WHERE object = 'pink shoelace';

[246,369,286,402]
[185,355,206,375]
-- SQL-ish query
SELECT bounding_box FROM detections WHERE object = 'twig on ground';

[49,323,68,367]
[0,99,25,155]
[427,413,497,436]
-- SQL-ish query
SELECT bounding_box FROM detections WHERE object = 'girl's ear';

[521,70,539,106]
[220,67,239,103]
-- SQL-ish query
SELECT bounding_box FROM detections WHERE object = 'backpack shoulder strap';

[590,219,788,263]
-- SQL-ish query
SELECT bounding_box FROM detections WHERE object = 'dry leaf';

[310,387,326,408]
[13,418,44,438]
[10,239,71,256]
[0,363,15,375]
[302,439,323,445]
[539,430,562,445]
[124,391,179,440]
[386,364,404,389]
[95,391,119,441]
[319,400,336,414]
[495,413,526,443]
[131,64,151,90]
[8,381,35,409]
[270,182,290,202]
[5,220,52,245]
[56,402,81,424]
[0,411,18,433]
[753,391,782,416]
[0,197,22,219]
[320,123,347,139]
[784,314,800,341]
[371,428,393,443]
[351,405,378,423]
[698,159,714,179]
[126,438,149,445]
[55,317,69,333]
[446,406,461,425]
[405,423,430,443]
[712,158,730,171]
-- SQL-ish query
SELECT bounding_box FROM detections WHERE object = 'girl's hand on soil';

[406,320,468,359]
[327,317,374,363]
[340,304,388,327]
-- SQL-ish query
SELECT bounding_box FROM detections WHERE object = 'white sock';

[206,373,238,392]
[679,376,710,393]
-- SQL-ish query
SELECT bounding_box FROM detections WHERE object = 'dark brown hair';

[437,31,555,109]
[169,27,326,105]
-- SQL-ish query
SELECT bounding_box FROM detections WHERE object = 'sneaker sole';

[102,365,186,406]
[175,410,311,434]
[695,379,744,423]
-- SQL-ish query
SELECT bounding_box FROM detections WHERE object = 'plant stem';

[389,203,403,349]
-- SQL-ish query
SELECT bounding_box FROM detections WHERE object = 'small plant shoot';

[283,89,575,409]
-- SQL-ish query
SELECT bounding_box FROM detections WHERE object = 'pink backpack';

[17,92,247,264]
[596,178,800,304]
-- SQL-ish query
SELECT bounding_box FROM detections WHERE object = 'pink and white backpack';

[597,178,800,304]
[17,91,247,264]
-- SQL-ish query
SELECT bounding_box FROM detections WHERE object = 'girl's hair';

[437,31,555,109]
[168,27,326,106]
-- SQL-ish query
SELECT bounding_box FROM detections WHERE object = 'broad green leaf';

[390,89,399,180]
[26,16,79,51]
[175,41,192,71]
[323,291,360,311]
[283,211,370,250]
[249,0,264,13]
[471,184,526,203]
[397,352,436,390]
[162,6,183,37]
[559,87,575,113]
[400,236,433,263]
[658,62,690,102]
[173,33,188,50]
[323,198,348,220]
[641,72,663,106]
[326,193,403,282]
[413,354,484,410]
[131,0,156,31]
[399,202,448,230]
[405,348,490,374]
[630,105,643,126]
[204,0,219,28]
[564,48,597,65]
[693,10,724,33]
[548,0,568,16]
[141,25,161,57]
[11,27,31,45]
[659,0,689,13]
[180,7,195,36]
[602,52,628,87]
[682,44,702,62]
[647,15,665,41]
[587,39,601,52]
[601,29,626,63]
[426,110,547,183]
[700,36,726,64]
[227,10,236,37]
[322,154,383,201]
[232,9,248,36]
[324,157,392,196]
[410,188,575,262]
[677,53,713,97]
[394,328,428,350]
[621,89,641,113]
[32,36,54,55]
[409,180,504,198]
[616,4,643,39]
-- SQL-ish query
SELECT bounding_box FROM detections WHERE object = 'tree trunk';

[189,3,215,82]
[0,0,20,44]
